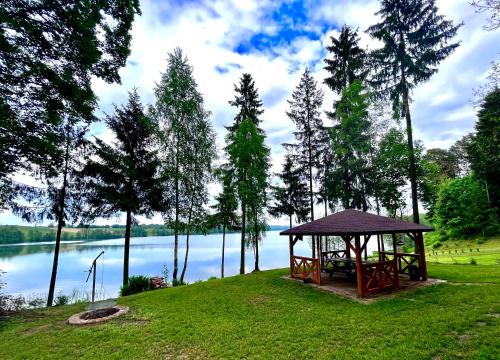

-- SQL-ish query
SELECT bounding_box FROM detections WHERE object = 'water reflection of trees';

[0,241,176,259]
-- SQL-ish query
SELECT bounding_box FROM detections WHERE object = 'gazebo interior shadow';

[280,209,440,300]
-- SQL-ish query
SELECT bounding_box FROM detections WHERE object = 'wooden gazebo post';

[416,232,428,280]
[354,235,364,298]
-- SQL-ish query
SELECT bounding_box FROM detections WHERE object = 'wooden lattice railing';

[380,252,420,276]
[291,256,321,284]
[361,259,399,296]
[321,250,347,268]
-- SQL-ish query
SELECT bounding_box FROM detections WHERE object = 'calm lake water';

[0,231,308,299]
[0,231,380,299]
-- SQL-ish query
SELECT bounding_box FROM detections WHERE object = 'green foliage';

[269,152,310,227]
[151,47,216,283]
[368,0,461,223]
[227,73,264,131]
[0,0,140,205]
[324,25,366,94]
[368,0,462,117]
[83,89,164,285]
[467,88,500,209]
[285,67,324,221]
[119,275,152,296]
[424,148,460,179]
[327,80,372,210]
[225,73,267,273]
[83,90,164,219]
[435,176,497,237]
[54,294,69,307]
[210,167,239,231]
[226,119,270,270]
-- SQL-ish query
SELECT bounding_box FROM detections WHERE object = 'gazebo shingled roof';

[280,209,433,236]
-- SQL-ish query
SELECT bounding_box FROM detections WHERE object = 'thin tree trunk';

[253,206,259,272]
[485,179,491,208]
[180,195,194,284]
[289,215,292,229]
[47,209,64,306]
[47,137,70,307]
[221,225,226,278]
[123,210,131,286]
[173,147,179,281]
[240,202,246,274]
[307,124,315,258]
[179,222,191,284]
[402,76,419,224]
[344,167,350,209]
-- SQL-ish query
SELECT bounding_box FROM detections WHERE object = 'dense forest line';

[0,0,498,305]
[0,224,289,244]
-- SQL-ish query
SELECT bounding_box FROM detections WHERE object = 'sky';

[1,0,499,226]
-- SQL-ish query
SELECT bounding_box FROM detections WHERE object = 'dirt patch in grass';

[23,324,50,335]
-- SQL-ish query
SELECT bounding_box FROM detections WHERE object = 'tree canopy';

[82,89,164,285]
[0,0,140,204]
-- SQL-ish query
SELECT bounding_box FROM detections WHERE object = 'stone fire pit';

[68,305,129,325]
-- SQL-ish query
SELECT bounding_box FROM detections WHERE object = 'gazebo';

[280,209,434,298]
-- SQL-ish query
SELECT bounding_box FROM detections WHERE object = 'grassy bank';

[425,235,500,265]
[1,263,499,359]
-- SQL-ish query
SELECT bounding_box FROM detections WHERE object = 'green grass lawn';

[1,263,499,360]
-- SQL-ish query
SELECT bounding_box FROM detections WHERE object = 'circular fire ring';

[68,305,129,325]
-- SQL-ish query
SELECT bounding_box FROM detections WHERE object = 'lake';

[0,231,379,300]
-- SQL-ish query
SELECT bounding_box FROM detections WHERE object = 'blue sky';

[2,0,499,226]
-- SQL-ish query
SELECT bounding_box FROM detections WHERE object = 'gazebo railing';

[380,251,420,276]
[361,259,399,296]
[291,256,321,285]
[320,250,347,268]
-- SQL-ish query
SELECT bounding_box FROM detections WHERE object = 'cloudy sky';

[2,0,499,226]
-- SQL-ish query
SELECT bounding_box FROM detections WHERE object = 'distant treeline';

[0,225,287,245]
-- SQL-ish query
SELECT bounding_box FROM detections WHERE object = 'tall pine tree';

[324,25,367,94]
[368,0,462,223]
[327,80,373,211]
[269,152,310,228]
[226,73,266,274]
[227,73,264,132]
[285,67,324,257]
[226,120,270,274]
[82,89,164,286]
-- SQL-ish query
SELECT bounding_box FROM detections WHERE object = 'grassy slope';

[1,263,499,360]
[425,236,500,266]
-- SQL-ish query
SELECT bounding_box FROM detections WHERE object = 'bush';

[435,176,496,237]
[54,294,69,306]
[120,275,151,296]
[470,258,477,265]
